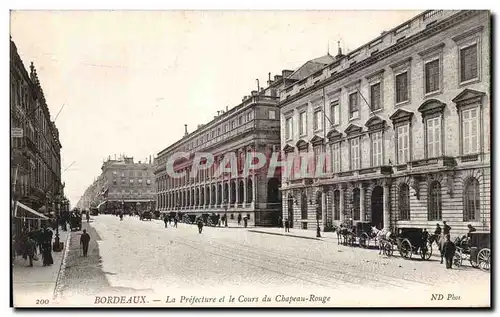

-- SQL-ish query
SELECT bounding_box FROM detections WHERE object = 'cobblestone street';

[55,215,490,307]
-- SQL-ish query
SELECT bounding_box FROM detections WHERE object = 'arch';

[371,186,383,228]
[238,180,245,203]
[316,190,323,220]
[352,188,360,221]
[333,190,340,220]
[428,181,442,220]
[300,192,308,220]
[287,193,294,228]
[463,177,480,221]
[267,178,281,204]
[223,183,229,204]
[246,179,253,203]
[399,183,410,221]
[230,180,236,204]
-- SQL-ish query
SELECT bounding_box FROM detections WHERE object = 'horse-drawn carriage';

[383,227,432,260]
[204,214,220,226]
[69,213,82,231]
[356,221,374,248]
[453,231,490,271]
[182,214,197,224]
[140,211,153,221]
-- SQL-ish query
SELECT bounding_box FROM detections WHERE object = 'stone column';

[243,178,248,206]
[383,181,390,229]
[209,185,213,207]
[321,190,327,230]
[339,186,345,224]
[222,182,226,205]
[252,176,256,203]
[216,183,220,206]
[360,184,365,222]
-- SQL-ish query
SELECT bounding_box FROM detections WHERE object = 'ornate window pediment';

[326,128,343,142]
[389,109,414,126]
[295,139,309,151]
[365,115,386,132]
[310,135,325,146]
[282,144,295,153]
[344,124,363,136]
[452,88,485,109]
[417,99,446,120]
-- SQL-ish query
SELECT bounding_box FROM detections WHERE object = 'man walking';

[284,219,290,233]
[23,236,36,267]
[163,215,168,228]
[237,214,242,226]
[442,234,456,269]
[197,218,204,234]
[174,216,178,228]
[80,229,91,257]
[443,221,451,236]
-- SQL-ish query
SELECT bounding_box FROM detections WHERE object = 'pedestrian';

[23,236,36,267]
[197,218,204,234]
[278,216,282,228]
[443,221,451,235]
[86,211,90,223]
[41,226,54,266]
[169,216,172,225]
[284,219,290,233]
[80,229,91,257]
[442,234,456,269]
[237,214,242,226]
[467,224,476,234]
[244,217,248,228]
[420,228,429,254]
[163,215,168,228]
[174,217,178,228]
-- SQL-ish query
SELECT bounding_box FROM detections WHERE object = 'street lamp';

[224,199,228,227]
[53,195,62,252]
[316,204,321,238]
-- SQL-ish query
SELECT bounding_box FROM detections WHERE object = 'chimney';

[226,106,228,111]
[184,124,188,136]
[217,110,220,116]
[251,90,258,96]
[282,69,293,78]
[256,79,260,91]
[337,40,344,57]
[274,75,282,81]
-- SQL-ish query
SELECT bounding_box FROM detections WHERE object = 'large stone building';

[279,10,490,236]
[10,38,65,232]
[77,156,156,214]
[154,71,294,226]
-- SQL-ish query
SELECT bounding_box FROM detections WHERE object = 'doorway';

[371,186,384,229]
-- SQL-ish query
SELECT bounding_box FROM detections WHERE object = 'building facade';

[155,72,288,226]
[77,156,156,214]
[279,10,490,236]
[10,38,65,229]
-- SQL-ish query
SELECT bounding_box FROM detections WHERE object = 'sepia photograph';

[8,8,491,308]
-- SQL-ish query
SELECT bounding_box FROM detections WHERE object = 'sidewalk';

[249,227,338,242]
[12,229,71,306]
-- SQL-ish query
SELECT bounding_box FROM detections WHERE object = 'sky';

[9,10,422,207]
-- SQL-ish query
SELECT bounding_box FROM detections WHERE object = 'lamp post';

[53,195,62,252]
[224,199,228,227]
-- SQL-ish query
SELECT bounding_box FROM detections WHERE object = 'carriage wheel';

[478,248,490,272]
[399,239,413,259]
[453,250,463,268]
[420,242,433,260]
[384,242,394,256]
[359,233,369,248]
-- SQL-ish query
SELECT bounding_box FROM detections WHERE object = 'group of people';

[163,214,179,228]
[14,224,54,267]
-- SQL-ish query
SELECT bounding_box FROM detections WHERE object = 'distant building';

[77,155,156,214]
[279,10,490,236]
[155,72,286,226]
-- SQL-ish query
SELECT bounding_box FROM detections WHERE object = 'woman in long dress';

[42,228,54,266]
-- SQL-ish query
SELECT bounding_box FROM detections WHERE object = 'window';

[285,117,293,140]
[247,111,252,121]
[313,110,323,131]
[331,142,341,173]
[352,188,360,220]
[425,59,440,94]
[395,72,409,103]
[462,107,479,155]
[239,116,243,125]
[370,83,381,111]
[313,145,325,173]
[397,125,410,164]
[399,184,410,220]
[371,132,383,166]
[269,110,276,120]
[463,178,480,221]
[428,181,442,220]
[460,44,478,82]
[330,101,340,126]
[350,138,360,170]
[349,92,359,119]
[426,117,441,158]
[333,190,340,220]
[299,111,307,135]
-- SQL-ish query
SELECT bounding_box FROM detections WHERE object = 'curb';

[248,230,322,241]
[53,232,71,302]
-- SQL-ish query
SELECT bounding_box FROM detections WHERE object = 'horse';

[370,226,393,255]
[429,234,445,264]
[334,224,355,246]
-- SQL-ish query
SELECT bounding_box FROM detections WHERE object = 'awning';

[96,201,107,209]
[15,201,49,220]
